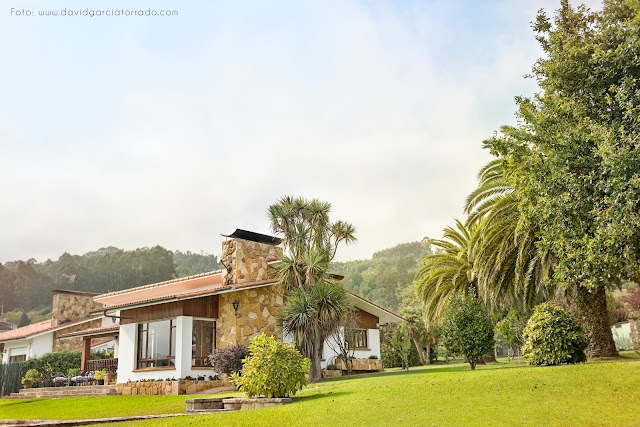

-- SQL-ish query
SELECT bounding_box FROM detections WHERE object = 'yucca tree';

[268,196,356,382]
[415,219,478,324]
[465,159,555,312]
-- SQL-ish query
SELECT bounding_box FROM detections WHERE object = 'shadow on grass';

[296,391,352,402]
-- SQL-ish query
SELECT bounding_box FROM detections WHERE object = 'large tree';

[486,0,640,357]
[269,196,356,382]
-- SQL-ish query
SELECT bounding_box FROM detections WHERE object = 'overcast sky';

[0,0,602,264]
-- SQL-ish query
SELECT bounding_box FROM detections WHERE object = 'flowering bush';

[231,333,310,398]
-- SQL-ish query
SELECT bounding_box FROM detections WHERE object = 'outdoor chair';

[51,372,69,387]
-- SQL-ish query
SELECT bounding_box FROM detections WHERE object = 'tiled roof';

[0,316,102,343]
[59,324,120,339]
[99,278,280,312]
[94,270,222,300]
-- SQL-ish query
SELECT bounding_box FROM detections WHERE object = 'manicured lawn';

[2,355,640,426]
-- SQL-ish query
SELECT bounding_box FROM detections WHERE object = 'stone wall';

[221,239,282,286]
[117,379,223,396]
[52,318,103,352]
[335,358,383,372]
[51,291,103,327]
[216,285,283,348]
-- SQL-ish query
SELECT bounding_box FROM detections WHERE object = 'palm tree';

[415,219,478,324]
[268,196,356,382]
[465,159,555,312]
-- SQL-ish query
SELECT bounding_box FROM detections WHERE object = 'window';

[345,329,368,349]
[137,319,176,369]
[9,355,26,362]
[192,319,216,367]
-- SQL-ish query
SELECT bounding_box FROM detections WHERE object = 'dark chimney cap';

[222,229,282,245]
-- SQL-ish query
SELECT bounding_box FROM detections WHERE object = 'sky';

[0,0,603,264]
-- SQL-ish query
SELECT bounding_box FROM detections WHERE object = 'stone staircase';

[5,385,118,399]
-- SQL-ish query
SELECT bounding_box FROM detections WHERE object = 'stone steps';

[6,385,117,399]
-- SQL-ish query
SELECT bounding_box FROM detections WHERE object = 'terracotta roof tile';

[0,316,102,343]
[99,278,280,312]
[94,270,222,300]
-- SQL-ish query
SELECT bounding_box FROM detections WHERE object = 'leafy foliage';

[522,303,587,366]
[22,369,43,386]
[208,344,250,376]
[440,292,495,370]
[380,324,423,368]
[231,333,310,398]
[23,349,81,374]
[485,0,640,291]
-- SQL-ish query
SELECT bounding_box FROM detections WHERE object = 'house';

[71,230,403,383]
[0,290,116,363]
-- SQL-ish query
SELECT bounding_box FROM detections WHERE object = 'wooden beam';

[81,337,91,371]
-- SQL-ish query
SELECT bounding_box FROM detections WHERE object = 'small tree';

[231,333,310,398]
[495,309,528,362]
[522,302,587,366]
[325,310,358,376]
[440,292,495,370]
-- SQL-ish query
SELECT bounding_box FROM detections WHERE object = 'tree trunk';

[425,343,431,365]
[309,336,323,382]
[410,335,426,365]
[555,286,619,358]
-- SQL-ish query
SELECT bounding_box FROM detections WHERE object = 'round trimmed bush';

[522,302,587,365]
[231,333,310,398]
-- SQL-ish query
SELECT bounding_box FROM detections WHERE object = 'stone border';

[117,380,223,396]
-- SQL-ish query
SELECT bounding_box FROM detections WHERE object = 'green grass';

[2,357,640,426]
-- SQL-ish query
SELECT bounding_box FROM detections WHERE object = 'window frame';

[345,328,368,350]
[191,318,216,368]
[136,318,176,369]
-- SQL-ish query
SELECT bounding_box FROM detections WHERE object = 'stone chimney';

[51,290,103,326]
[220,230,283,286]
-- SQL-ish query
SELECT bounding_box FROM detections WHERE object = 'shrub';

[440,292,495,370]
[208,344,250,376]
[23,349,81,374]
[22,369,43,386]
[231,333,310,398]
[368,355,378,359]
[522,302,587,366]
[326,364,338,370]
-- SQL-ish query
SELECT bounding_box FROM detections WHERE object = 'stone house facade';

[0,290,115,363]
[73,230,402,383]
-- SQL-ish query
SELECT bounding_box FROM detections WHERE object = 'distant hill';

[1,240,429,323]
[0,247,220,318]
[331,240,432,311]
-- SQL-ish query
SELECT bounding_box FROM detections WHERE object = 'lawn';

[2,355,640,426]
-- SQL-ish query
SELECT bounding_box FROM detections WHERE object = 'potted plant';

[22,369,42,389]
[95,369,107,385]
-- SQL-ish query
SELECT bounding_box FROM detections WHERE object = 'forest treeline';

[0,247,220,318]
[2,240,430,324]
[332,240,432,311]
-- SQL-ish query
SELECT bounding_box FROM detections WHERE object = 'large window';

[137,319,176,369]
[192,319,215,367]
[345,329,368,349]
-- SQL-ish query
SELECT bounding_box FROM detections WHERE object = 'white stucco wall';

[30,333,54,359]
[321,328,381,369]
[116,323,137,382]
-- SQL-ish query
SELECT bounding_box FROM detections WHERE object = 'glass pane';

[148,319,171,359]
